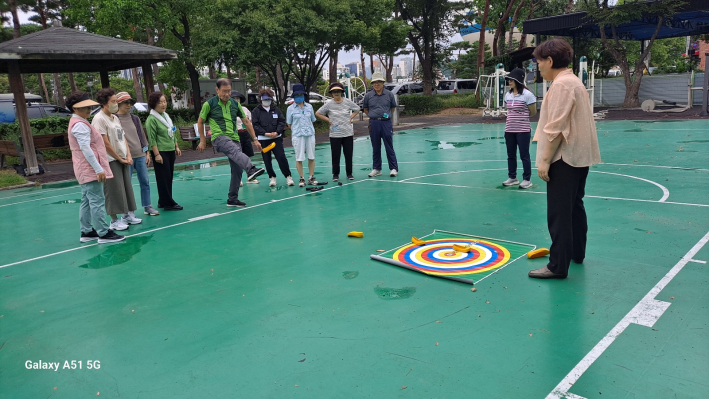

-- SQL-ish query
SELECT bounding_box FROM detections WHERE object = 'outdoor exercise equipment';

[476,63,509,118]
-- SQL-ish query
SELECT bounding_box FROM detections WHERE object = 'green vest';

[201,96,245,142]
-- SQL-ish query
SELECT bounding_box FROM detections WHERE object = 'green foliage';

[0,169,28,187]
[398,94,482,116]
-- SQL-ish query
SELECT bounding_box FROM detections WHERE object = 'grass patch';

[0,169,28,188]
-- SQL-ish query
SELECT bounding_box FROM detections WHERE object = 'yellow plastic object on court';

[411,237,426,246]
[262,142,276,153]
[452,244,471,253]
[527,248,550,259]
[347,231,363,238]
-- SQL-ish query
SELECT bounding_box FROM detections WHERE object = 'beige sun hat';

[370,72,385,83]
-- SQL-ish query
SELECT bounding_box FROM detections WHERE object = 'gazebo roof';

[523,0,709,40]
[0,26,178,74]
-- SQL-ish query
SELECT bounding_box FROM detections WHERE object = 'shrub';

[398,94,482,116]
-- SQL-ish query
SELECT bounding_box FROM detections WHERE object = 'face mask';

[262,100,272,107]
[109,103,119,113]
[294,96,305,104]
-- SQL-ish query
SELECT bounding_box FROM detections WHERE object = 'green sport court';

[0,120,707,398]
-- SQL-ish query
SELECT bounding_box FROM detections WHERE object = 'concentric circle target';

[393,238,510,275]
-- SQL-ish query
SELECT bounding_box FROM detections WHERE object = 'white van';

[436,79,477,94]
[384,82,424,96]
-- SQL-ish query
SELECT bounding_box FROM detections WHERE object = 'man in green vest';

[197,79,265,207]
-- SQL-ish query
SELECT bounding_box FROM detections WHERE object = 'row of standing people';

[68,72,400,243]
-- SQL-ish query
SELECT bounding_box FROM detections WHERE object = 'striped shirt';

[504,89,536,133]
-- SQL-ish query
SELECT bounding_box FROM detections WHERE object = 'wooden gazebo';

[0,26,178,174]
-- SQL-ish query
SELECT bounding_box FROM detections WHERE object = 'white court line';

[591,171,670,202]
[397,168,672,203]
[383,180,709,207]
[0,180,368,269]
[688,259,706,264]
[600,162,709,172]
[546,230,709,399]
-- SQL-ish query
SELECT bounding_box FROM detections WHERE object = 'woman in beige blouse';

[529,38,601,279]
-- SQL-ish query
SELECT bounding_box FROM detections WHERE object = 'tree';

[581,0,685,107]
[361,11,409,83]
[396,0,470,95]
[448,41,473,78]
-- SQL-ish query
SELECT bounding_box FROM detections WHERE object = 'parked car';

[0,93,44,103]
[132,102,149,112]
[435,79,477,94]
[607,69,622,77]
[0,101,72,124]
[384,82,424,96]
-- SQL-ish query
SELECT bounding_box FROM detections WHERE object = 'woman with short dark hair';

[146,91,183,211]
[91,87,141,230]
[528,38,601,280]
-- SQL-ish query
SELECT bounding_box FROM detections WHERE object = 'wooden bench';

[33,133,70,151]
[179,126,200,150]
[0,139,47,173]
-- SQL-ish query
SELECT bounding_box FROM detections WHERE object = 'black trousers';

[258,136,291,178]
[153,150,177,208]
[504,132,531,181]
[238,130,255,157]
[546,159,589,276]
[330,136,354,176]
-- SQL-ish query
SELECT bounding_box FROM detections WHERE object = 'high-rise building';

[345,62,359,77]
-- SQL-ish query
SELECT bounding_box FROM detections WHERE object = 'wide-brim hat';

[291,83,307,96]
[370,72,385,83]
[231,90,246,102]
[70,93,99,110]
[115,91,135,104]
[328,82,345,93]
[260,92,274,100]
[505,68,526,86]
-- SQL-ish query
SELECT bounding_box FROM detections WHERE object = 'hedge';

[398,94,483,116]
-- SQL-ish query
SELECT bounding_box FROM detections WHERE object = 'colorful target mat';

[370,230,536,284]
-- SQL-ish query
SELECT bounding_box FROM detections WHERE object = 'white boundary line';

[547,230,709,399]
[0,180,368,269]
[591,171,670,202]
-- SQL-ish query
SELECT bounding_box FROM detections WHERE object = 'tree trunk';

[226,67,232,79]
[208,66,216,79]
[329,52,338,83]
[508,0,527,48]
[412,52,417,79]
[518,2,537,50]
[53,73,65,107]
[38,74,50,103]
[276,63,286,104]
[68,73,78,92]
[360,47,366,80]
[131,68,145,102]
[255,66,261,89]
[493,0,517,57]
[369,53,375,75]
[385,55,394,82]
[478,0,491,68]
[9,0,21,39]
[186,62,202,120]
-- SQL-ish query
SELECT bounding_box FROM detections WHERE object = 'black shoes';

[248,167,265,181]
[333,175,339,182]
[528,266,567,279]
[227,199,247,207]
[80,229,100,243]
[98,229,126,244]
[164,204,183,211]
[347,175,354,180]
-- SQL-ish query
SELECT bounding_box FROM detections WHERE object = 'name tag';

[272,113,278,119]
[304,111,311,117]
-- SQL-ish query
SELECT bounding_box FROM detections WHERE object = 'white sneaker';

[519,180,533,189]
[110,219,129,231]
[502,178,519,186]
[240,180,243,187]
[122,213,142,225]
[368,169,382,177]
[390,169,398,177]
[269,177,277,187]
[286,176,295,186]
[247,179,259,184]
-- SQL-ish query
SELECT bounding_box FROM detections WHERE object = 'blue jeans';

[129,156,152,208]
[504,132,531,181]
[369,119,398,171]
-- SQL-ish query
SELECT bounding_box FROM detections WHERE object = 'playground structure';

[321,71,368,104]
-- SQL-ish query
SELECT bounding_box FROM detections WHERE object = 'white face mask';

[262,100,272,107]
[108,103,119,113]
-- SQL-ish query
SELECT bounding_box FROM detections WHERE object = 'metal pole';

[702,53,709,117]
